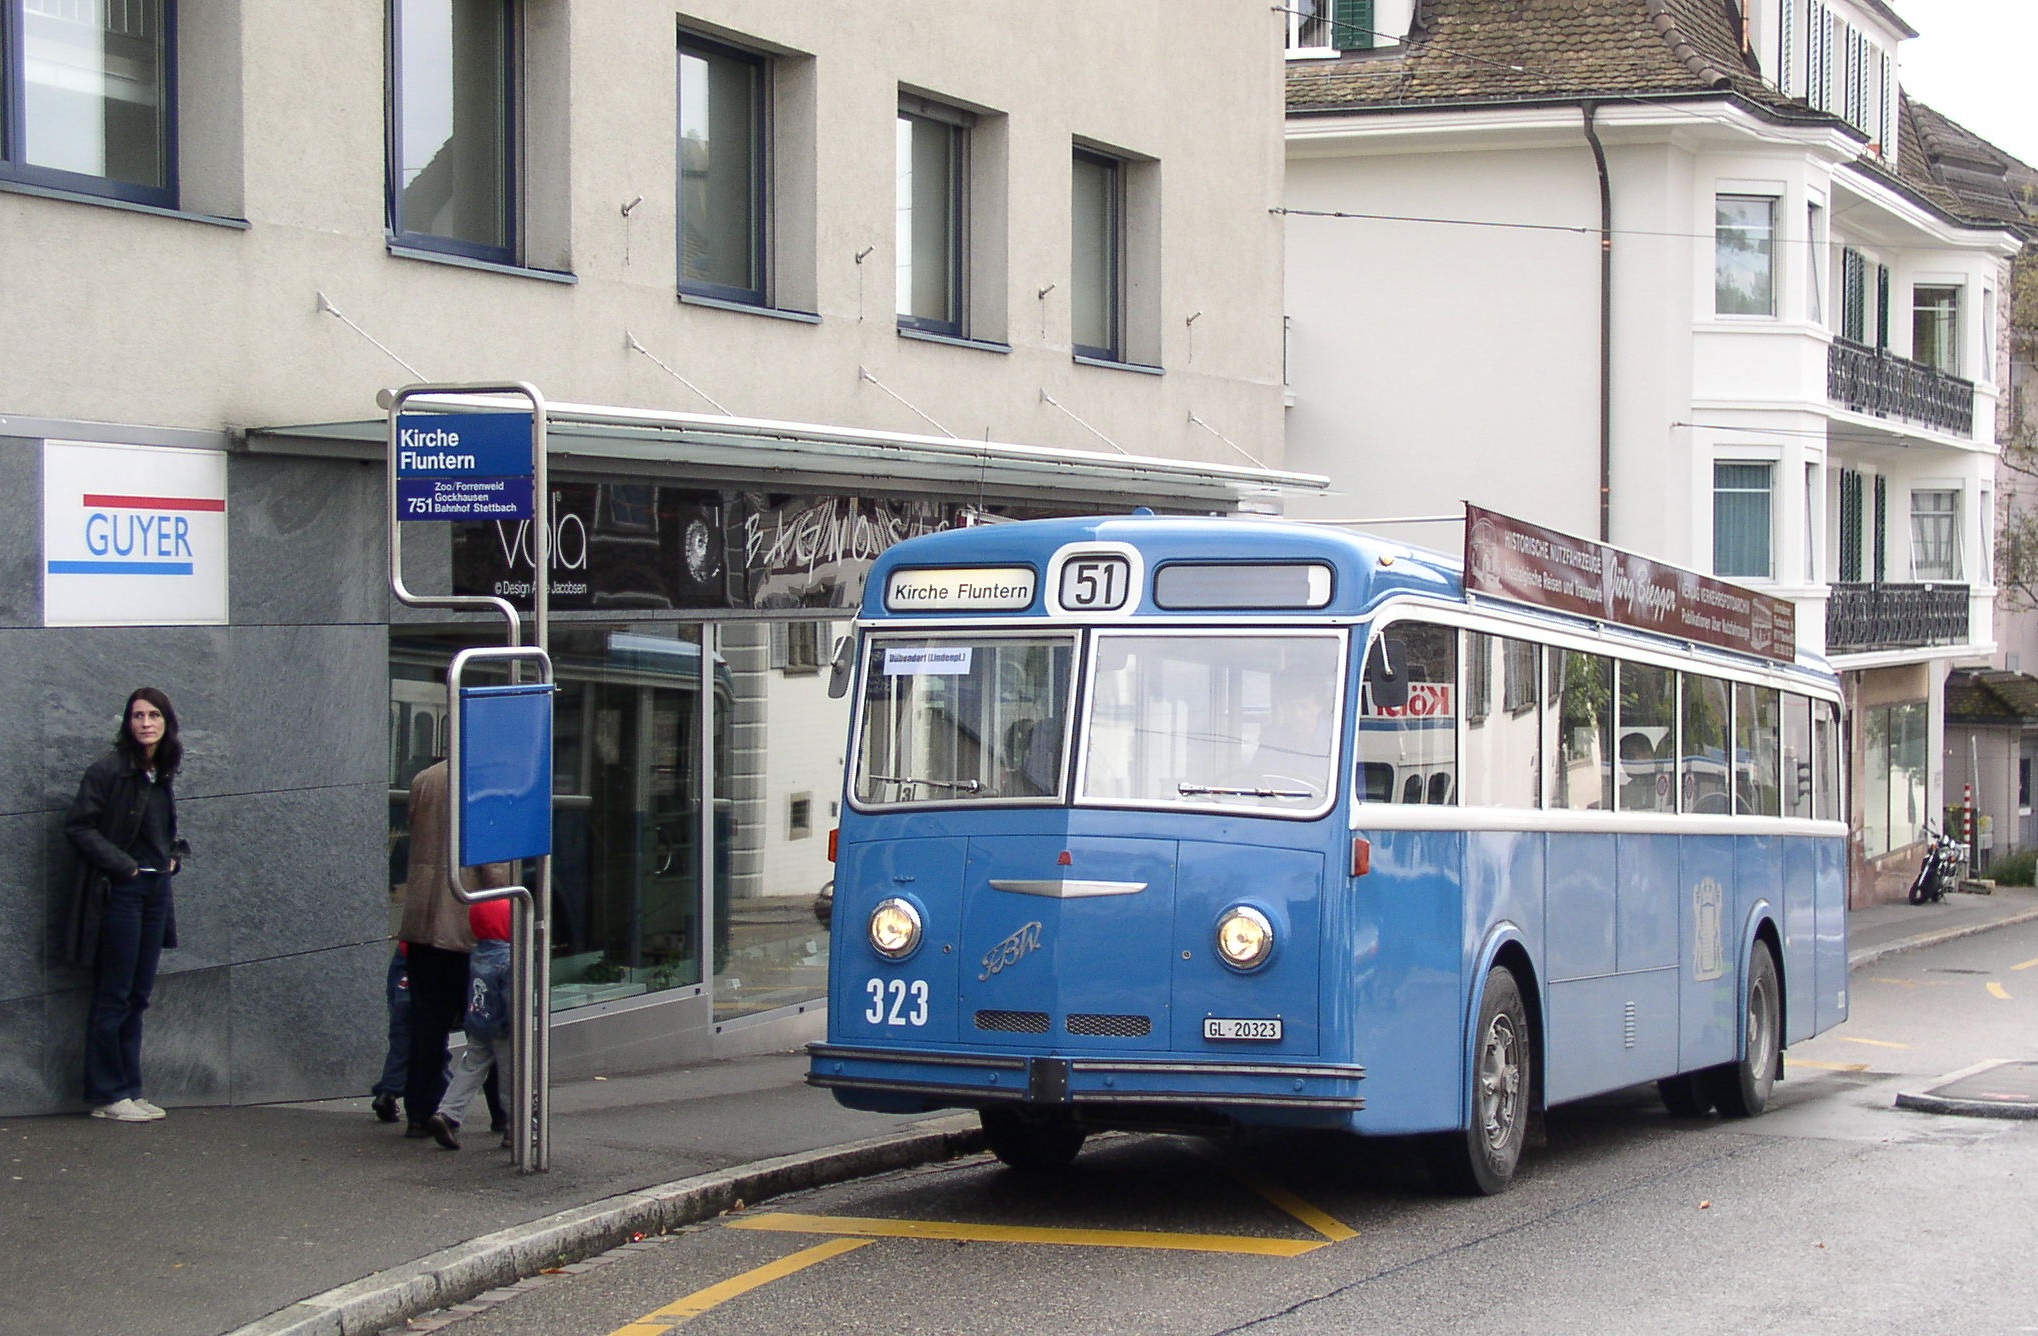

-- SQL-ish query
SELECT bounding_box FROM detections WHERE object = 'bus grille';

[975,1009,1050,1033]
[1066,1013,1151,1038]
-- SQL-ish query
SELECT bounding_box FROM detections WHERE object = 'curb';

[1845,902,2038,970]
[226,1116,985,1336]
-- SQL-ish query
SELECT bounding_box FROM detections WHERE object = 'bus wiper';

[868,773,985,794]
[1178,782,1314,800]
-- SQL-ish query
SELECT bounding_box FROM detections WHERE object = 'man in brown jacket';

[398,760,513,1136]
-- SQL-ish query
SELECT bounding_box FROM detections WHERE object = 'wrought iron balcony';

[1827,337,1974,437]
[1825,582,1971,653]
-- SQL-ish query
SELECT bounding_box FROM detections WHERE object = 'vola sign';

[42,440,228,627]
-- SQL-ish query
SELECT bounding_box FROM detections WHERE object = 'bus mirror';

[827,635,856,699]
[1366,637,1410,711]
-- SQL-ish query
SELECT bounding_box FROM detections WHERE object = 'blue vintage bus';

[808,513,1847,1193]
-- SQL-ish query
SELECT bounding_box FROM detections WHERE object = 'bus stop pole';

[386,382,552,1172]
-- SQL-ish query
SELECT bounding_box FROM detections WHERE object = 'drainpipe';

[1582,101,1613,543]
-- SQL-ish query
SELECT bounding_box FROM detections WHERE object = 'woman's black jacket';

[63,750,183,967]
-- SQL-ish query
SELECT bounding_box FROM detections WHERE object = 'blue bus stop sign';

[459,682,555,865]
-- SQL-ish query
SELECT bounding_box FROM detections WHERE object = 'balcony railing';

[1825,582,1970,653]
[1827,337,1974,437]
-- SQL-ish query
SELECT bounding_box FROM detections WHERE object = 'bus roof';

[861,513,1837,680]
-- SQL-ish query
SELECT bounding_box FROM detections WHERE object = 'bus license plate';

[1204,1017,1282,1041]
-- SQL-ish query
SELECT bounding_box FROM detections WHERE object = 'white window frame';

[1714,192,1780,319]
[1908,486,1962,583]
[1284,0,1337,57]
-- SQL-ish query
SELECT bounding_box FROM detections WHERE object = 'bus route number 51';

[1059,555,1131,612]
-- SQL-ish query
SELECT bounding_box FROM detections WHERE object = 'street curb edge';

[224,1116,985,1336]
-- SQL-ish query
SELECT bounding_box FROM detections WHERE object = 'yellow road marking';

[727,1211,1327,1257]
[1836,1036,1910,1049]
[1988,981,2012,1001]
[1217,1165,1359,1243]
[2013,956,2038,972]
[607,1237,871,1335]
[1787,1059,1870,1072]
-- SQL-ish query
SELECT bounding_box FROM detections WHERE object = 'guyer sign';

[1463,504,1797,664]
[43,440,229,627]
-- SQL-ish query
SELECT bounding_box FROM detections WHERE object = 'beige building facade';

[0,1,1304,1114]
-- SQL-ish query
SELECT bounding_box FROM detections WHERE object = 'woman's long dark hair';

[116,687,182,776]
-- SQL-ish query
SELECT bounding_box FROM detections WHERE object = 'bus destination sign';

[885,566,1037,613]
[1463,504,1797,664]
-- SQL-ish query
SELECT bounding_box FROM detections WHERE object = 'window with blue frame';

[1071,147,1122,361]
[1,0,176,208]
[388,0,515,265]
[677,31,765,305]
[896,96,968,337]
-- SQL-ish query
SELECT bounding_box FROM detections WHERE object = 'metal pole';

[387,382,553,1172]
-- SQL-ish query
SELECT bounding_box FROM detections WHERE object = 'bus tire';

[1655,1072,1713,1118]
[1704,942,1780,1119]
[1428,965,1530,1196]
[980,1107,1086,1172]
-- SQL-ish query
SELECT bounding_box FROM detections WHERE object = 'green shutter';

[1333,0,1375,52]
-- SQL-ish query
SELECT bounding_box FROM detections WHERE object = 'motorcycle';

[1908,825,1968,904]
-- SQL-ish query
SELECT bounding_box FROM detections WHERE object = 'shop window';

[1862,700,1927,856]
[388,0,517,265]
[1,0,175,208]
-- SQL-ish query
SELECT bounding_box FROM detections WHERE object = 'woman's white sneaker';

[130,1098,168,1120]
[90,1099,152,1122]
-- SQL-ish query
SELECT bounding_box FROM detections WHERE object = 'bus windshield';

[853,635,1077,805]
[1079,631,1344,813]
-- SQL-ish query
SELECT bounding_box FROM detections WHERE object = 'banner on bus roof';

[1463,504,1797,665]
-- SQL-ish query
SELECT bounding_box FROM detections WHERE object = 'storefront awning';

[246,396,1326,512]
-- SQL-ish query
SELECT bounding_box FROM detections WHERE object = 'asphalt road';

[404,918,2038,1336]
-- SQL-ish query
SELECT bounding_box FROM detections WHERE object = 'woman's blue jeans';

[84,873,172,1106]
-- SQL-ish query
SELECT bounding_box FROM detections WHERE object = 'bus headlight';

[1215,906,1274,971]
[868,898,924,959]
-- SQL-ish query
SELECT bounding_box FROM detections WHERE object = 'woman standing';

[66,687,187,1123]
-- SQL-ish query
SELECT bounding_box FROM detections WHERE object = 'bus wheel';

[1704,943,1780,1118]
[1428,965,1530,1196]
[980,1107,1086,1172]
[1656,1072,1713,1118]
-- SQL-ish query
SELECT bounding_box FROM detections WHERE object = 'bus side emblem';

[1692,878,1726,982]
[981,921,1044,980]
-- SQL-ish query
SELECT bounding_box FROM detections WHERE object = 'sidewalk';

[6,885,2036,1336]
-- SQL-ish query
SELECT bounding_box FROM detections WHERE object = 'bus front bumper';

[806,1043,1365,1117]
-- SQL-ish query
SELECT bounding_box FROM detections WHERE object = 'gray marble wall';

[0,439,394,1115]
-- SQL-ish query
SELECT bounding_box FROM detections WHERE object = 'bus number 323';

[865,977,930,1026]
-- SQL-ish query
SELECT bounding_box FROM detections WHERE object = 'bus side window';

[1549,649,1613,810]
[1682,673,1731,813]
[1462,633,1539,808]
[1735,683,1782,817]
[1403,774,1424,804]
[1781,692,1814,819]
[1812,697,1841,821]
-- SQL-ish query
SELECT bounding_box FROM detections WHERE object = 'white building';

[0,1,1305,1114]
[1282,0,2022,902]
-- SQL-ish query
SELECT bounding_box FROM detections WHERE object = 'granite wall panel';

[227,941,387,1104]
